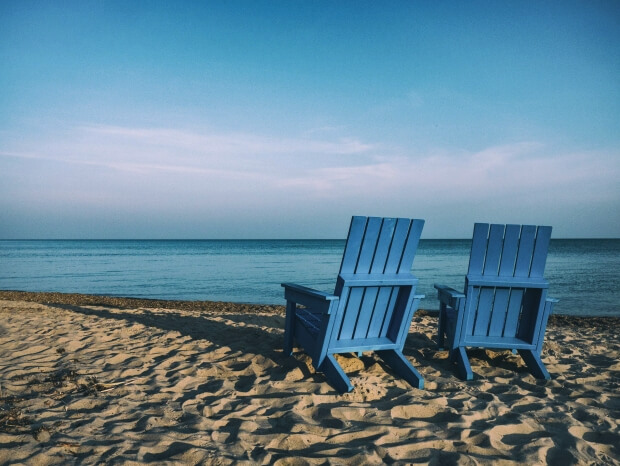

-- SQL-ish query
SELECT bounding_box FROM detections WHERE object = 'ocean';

[1,239,618,316]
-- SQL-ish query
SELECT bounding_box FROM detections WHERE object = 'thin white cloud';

[277,142,620,204]
[1,124,376,180]
[80,125,375,156]
[2,126,617,208]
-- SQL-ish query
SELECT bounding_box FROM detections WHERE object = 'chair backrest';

[331,216,424,347]
[463,223,552,342]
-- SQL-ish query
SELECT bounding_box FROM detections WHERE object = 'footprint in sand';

[390,403,454,421]
[487,422,552,451]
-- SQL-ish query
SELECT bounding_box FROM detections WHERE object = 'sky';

[0,1,618,239]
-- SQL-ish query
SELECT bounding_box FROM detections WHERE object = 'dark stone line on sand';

[0,290,285,315]
[1,291,618,329]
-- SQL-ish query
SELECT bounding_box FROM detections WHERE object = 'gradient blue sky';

[1,1,618,238]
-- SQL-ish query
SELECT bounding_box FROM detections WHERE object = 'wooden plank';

[398,219,424,273]
[353,287,379,339]
[331,336,397,352]
[384,218,411,273]
[339,216,368,274]
[466,275,548,288]
[464,286,480,336]
[463,335,534,349]
[514,225,536,277]
[371,218,397,273]
[386,287,410,341]
[338,287,364,340]
[338,273,418,287]
[473,287,494,336]
[516,288,542,342]
[356,217,383,273]
[530,226,552,278]
[483,224,504,276]
[499,224,520,277]
[366,287,394,338]
[488,288,510,337]
[468,223,489,275]
[379,287,400,337]
[502,288,523,337]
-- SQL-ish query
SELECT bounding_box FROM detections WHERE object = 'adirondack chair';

[282,216,426,393]
[435,223,558,381]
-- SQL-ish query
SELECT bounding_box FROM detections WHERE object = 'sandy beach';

[1,291,618,465]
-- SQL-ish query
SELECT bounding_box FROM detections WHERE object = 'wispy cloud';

[1,124,377,181]
[81,125,375,157]
[277,142,620,204]
[2,125,617,208]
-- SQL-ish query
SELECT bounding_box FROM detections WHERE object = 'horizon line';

[1,237,619,241]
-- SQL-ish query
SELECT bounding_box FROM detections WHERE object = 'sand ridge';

[0,294,619,464]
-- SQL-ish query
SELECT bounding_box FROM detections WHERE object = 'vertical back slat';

[353,287,379,339]
[468,223,489,275]
[502,288,523,337]
[367,287,393,338]
[530,226,552,278]
[356,217,383,273]
[514,225,536,277]
[339,216,368,274]
[464,286,480,335]
[384,219,412,273]
[483,224,505,276]
[488,288,510,336]
[338,289,364,340]
[370,218,397,273]
[517,289,542,342]
[473,287,494,335]
[499,225,520,276]
[397,219,424,273]
[379,288,400,337]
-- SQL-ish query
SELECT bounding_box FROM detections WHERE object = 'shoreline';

[1,291,619,463]
[1,289,619,327]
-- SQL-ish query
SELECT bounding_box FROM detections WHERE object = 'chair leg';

[377,350,424,389]
[437,306,446,350]
[283,301,295,356]
[455,347,474,381]
[518,349,551,380]
[319,354,353,393]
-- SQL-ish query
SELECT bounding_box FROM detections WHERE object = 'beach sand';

[1,291,618,465]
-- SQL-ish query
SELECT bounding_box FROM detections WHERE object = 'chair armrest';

[338,273,418,287]
[281,283,339,313]
[546,297,559,303]
[434,284,465,308]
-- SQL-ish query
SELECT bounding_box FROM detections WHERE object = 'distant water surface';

[1,239,618,316]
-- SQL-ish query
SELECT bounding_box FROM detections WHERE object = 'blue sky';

[1,1,618,239]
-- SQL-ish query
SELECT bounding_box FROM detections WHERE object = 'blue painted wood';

[530,226,552,278]
[467,223,489,275]
[466,276,548,288]
[367,287,394,338]
[282,216,425,393]
[503,288,524,337]
[488,288,509,337]
[515,225,536,276]
[499,225,520,276]
[483,224,504,276]
[372,218,397,273]
[379,287,400,338]
[434,223,557,381]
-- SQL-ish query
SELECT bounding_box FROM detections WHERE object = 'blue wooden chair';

[282,216,426,393]
[435,223,558,381]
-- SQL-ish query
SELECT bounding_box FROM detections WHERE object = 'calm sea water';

[1,239,619,316]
